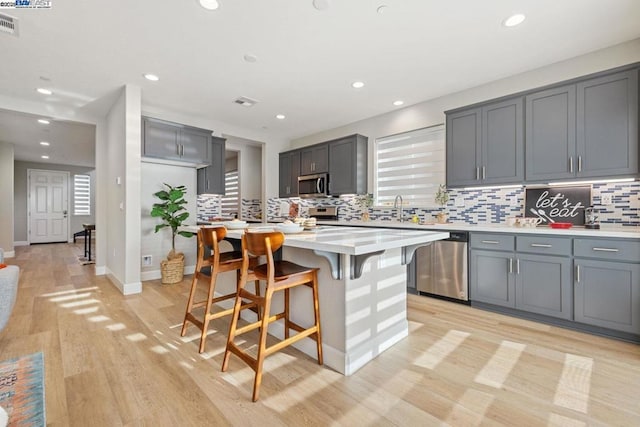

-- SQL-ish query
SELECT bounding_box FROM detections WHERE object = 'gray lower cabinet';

[197,136,225,195]
[574,259,640,334]
[515,254,572,320]
[328,134,367,195]
[447,97,523,187]
[278,150,300,197]
[142,116,211,165]
[470,249,515,308]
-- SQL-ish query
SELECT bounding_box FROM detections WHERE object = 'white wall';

[140,163,198,281]
[102,85,142,294]
[0,142,14,256]
[290,38,640,191]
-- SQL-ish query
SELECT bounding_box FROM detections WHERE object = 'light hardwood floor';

[1,242,639,426]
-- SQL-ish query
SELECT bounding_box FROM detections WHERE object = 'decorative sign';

[525,186,591,225]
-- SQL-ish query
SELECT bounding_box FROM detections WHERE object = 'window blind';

[221,170,239,218]
[73,174,91,215]
[374,124,445,207]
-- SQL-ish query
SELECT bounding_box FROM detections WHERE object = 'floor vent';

[0,13,18,37]
[233,96,258,107]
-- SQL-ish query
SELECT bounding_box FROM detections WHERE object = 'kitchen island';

[192,225,449,375]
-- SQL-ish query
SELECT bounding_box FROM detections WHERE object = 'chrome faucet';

[393,195,404,222]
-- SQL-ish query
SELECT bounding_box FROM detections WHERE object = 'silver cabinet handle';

[531,243,552,248]
[592,247,619,252]
[578,155,582,172]
[509,258,513,274]
[569,157,574,173]
[481,240,500,244]
[516,258,520,275]
[476,167,480,180]
[177,144,181,156]
[482,166,486,180]
[576,265,581,283]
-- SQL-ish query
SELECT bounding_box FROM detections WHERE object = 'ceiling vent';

[0,13,19,37]
[233,96,258,107]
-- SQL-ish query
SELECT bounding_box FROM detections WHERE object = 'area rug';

[77,256,95,266]
[0,352,45,426]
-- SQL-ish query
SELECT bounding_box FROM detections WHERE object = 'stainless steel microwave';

[298,173,329,198]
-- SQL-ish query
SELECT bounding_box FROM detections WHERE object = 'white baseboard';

[13,241,28,247]
[2,250,15,258]
[106,268,142,295]
[95,266,106,275]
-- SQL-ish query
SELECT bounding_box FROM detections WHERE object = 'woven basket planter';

[160,252,185,284]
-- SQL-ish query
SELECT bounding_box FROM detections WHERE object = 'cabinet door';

[289,151,300,197]
[525,85,576,182]
[180,127,210,164]
[481,97,524,184]
[143,118,180,160]
[446,108,481,187]
[470,249,515,307]
[574,259,640,334]
[329,136,366,195]
[279,151,300,197]
[577,70,638,178]
[515,254,572,320]
[208,137,226,195]
[300,144,328,175]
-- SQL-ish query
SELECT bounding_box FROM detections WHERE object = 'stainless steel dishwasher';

[416,231,469,302]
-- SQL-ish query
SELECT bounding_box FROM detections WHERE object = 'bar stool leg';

[311,272,323,365]
[199,270,218,353]
[252,287,274,402]
[284,288,290,339]
[222,282,246,372]
[181,269,200,337]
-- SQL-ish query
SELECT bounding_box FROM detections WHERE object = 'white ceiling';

[1,0,639,167]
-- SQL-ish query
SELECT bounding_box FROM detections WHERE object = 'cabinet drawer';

[471,233,514,251]
[516,236,572,256]
[574,238,640,262]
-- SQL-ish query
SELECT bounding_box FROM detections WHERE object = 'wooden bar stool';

[222,230,323,402]
[181,226,260,353]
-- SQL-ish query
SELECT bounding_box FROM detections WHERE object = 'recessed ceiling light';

[40,141,50,146]
[41,155,49,159]
[37,119,50,125]
[393,100,404,106]
[312,0,330,11]
[36,88,52,95]
[243,53,258,63]
[352,81,365,89]
[376,5,388,14]
[199,0,220,10]
[276,114,286,120]
[143,73,159,81]
[503,13,526,27]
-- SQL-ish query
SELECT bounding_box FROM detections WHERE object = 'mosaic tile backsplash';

[266,182,640,226]
[196,196,262,221]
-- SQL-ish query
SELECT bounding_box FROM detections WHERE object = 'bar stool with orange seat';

[181,226,260,353]
[222,230,323,402]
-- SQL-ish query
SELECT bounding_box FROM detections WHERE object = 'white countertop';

[314,220,640,239]
[185,224,450,255]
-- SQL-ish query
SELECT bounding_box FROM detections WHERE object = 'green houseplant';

[150,183,194,283]
[434,184,449,224]
[356,193,374,221]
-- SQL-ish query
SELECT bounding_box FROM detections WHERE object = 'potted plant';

[434,184,449,224]
[150,183,194,284]
[356,193,374,221]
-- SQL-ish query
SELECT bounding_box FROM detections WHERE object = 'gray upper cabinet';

[197,137,226,195]
[447,97,523,187]
[278,150,300,198]
[142,116,211,166]
[300,144,328,175]
[576,69,639,179]
[525,84,577,182]
[328,134,368,196]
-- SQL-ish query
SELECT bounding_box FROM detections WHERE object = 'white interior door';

[29,169,69,243]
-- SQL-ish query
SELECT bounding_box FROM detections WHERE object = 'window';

[374,124,445,207]
[73,174,91,215]
[221,170,239,218]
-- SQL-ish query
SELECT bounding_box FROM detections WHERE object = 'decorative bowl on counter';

[223,220,247,230]
[549,222,572,229]
[276,223,304,234]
